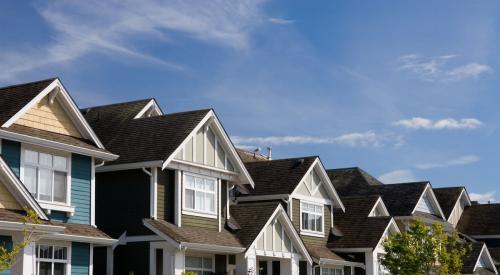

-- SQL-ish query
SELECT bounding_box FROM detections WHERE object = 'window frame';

[182,172,218,218]
[321,267,344,275]
[300,201,324,236]
[184,255,214,274]
[20,145,72,207]
[35,243,71,275]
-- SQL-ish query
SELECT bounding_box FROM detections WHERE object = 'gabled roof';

[489,248,500,269]
[326,167,383,197]
[458,203,500,236]
[434,187,469,219]
[462,243,499,274]
[329,196,397,250]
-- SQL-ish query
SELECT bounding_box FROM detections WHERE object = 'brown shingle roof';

[306,244,348,261]
[236,148,269,163]
[433,187,465,219]
[458,203,500,236]
[327,167,383,197]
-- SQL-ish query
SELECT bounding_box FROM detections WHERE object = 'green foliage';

[382,220,469,275]
[0,209,41,271]
[181,272,198,275]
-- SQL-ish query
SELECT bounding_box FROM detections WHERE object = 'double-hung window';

[23,149,69,204]
[321,267,343,275]
[184,173,217,215]
[36,244,69,275]
[185,255,213,275]
[301,202,323,234]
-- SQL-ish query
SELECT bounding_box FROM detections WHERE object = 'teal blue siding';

[72,242,90,275]
[0,236,12,275]
[1,140,20,177]
[68,154,91,224]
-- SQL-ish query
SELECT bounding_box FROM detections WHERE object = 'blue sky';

[1,0,499,202]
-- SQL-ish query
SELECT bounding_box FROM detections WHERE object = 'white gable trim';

[0,157,47,219]
[446,188,472,223]
[134,99,163,119]
[1,78,108,151]
[162,110,254,187]
[368,197,390,217]
[411,183,446,220]
[473,244,499,274]
[291,158,345,212]
[375,218,400,249]
[245,204,313,265]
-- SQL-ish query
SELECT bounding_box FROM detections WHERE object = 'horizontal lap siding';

[68,154,91,224]
[1,140,21,177]
[182,214,218,229]
[292,199,331,246]
[72,242,90,275]
[157,169,175,223]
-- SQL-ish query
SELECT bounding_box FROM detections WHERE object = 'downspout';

[95,160,105,168]
[142,167,152,177]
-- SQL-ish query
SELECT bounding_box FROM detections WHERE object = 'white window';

[301,202,323,234]
[23,149,70,204]
[185,255,213,275]
[36,245,69,275]
[183,173,217,215]
[321,267,343,275]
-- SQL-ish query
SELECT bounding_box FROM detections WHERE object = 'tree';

[0,209,41,271]
[381,220,469,275]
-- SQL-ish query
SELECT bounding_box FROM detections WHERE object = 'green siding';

[157,168,165,220]
[1,140,20,177]
[68,154,91,224]
[292,199,332,246]
[182,214,218,229]
[157,169,175,223]
[220,180,228,229]
[72,242,90,275]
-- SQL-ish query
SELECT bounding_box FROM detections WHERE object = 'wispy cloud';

[469,191,496,203]
[232,131,403,148]
[267,17,294,25]
[416,155,480,169]
[0,0,268,81]
[398,54,491,82]
[393,117,482,130]
[378,169,417,184]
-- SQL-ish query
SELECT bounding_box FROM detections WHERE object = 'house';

[83,100,317,275]
[434,187,472,228]
[0,78,118,275]
[236,156,366,275]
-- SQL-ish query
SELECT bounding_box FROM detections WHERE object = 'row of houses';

[0,77,497,275]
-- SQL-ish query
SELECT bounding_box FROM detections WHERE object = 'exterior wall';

[291,199,332,246]
[114,241,149,275]
[68,154,91,224]
[0,236,12,275]
[220,180,228,228]
[181,214,218,229]
[96,169,151,237]
[157,168,175,223]
[72,242,90,275]
[0,181,21,210]
[14,96,81,137]
[2,140,21,177]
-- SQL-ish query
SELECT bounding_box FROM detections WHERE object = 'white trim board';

[134,99,163,119]
[411,183,446,221]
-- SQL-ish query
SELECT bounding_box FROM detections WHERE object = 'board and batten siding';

[68,154,91,224]
[71,242,90,275]
[292,198,332,246]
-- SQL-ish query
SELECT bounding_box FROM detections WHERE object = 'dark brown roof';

[0,78,56,125]
[243,156,317,196]
[236,148,269,163]
[0,208,112,239]
[83,100,211,165]
[144,218,243,248]
[329,196,393,249]
[434,187,465,219]
[306,244,349,261]
[327,167,383,197]
[489,248,500,268]
[230,201,282,247]
[458,204,500,236]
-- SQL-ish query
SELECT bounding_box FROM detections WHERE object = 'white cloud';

[393,117,482,130]
[232,131,403,148]
[268,17,294,25]
[378,169,417,184]
[416,155,480,169]
[0,0,268,81]
[469,191,496,203]
[398,54,491,82]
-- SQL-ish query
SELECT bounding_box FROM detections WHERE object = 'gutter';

[0,221,65,233]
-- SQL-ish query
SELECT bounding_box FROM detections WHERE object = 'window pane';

[316,215,323,232]
[39,169,52,201]
[25,150,38,164]
[302,212,309,230]
[53,246,67,260]
[185,176,195,188]
[185,189,194,209]
[54,171,67,203]
[186,256,202,268]
[204,179,215,192]
[315,205,322,214]
[203,257,212,268]
[54,263,66,275]
[195,191,204,211]
[38,262,52,275]
[53,156,67,171]
[195,177,203,190]
[39,153,52,167]
[308,214,315,231]
[205,193,214,213]
[24,166,37,195]
[38,245,52,259]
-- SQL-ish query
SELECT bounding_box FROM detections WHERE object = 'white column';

[150,246,156,275]
[267,261,272,275]
[174,250,185,275]
[89,244,94,275]
[11,233,35,275]
[365,251,376,275]
[307,262,313,275]
[290,254,300,275]
[174,170,182,227]
[106,246,114,275]
[164,249,173,275]
[236,252,257,275]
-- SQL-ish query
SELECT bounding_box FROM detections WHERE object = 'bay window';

[22,148,69,204]
[183,173,217,215]
[185,255,213,275]
[301,202,323,234]
[36,245,69,275]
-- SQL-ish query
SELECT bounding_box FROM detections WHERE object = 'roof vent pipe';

[267,147,272,160]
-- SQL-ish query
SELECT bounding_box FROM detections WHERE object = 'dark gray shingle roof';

[433,187,464,219]
[458,204,500,236]
[327,167,383,197]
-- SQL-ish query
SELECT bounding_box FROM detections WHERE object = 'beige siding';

[15,96,81,137]
[0,182,21,210]
[292,198,332,246]
[182,214,218,229]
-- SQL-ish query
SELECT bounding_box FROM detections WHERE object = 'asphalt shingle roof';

[327,167,383,197]
[461,243,493,274]
[458,203,500,236]
[433,187,465,219]
[236,148,269,163]
[243,156,317,196]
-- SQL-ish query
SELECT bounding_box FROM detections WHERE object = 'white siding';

[415,193,436,214]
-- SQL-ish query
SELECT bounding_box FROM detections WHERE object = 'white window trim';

[321,266,344,275]
[35,243,72,275]
[182,172,218,218]
[184,254,215,274]
[300,201,324,237]
[20,145,73,213]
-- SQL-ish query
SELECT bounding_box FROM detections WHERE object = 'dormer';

[368,197,390,217]
[434,187,472,227]
[133,99,163,119]
[412,184,445,220]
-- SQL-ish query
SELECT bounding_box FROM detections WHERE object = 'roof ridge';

[0,77,57,91]
[82,98,154,110]
[326,166,360,172]
[434,186,465,190]
[245,155,318,164]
